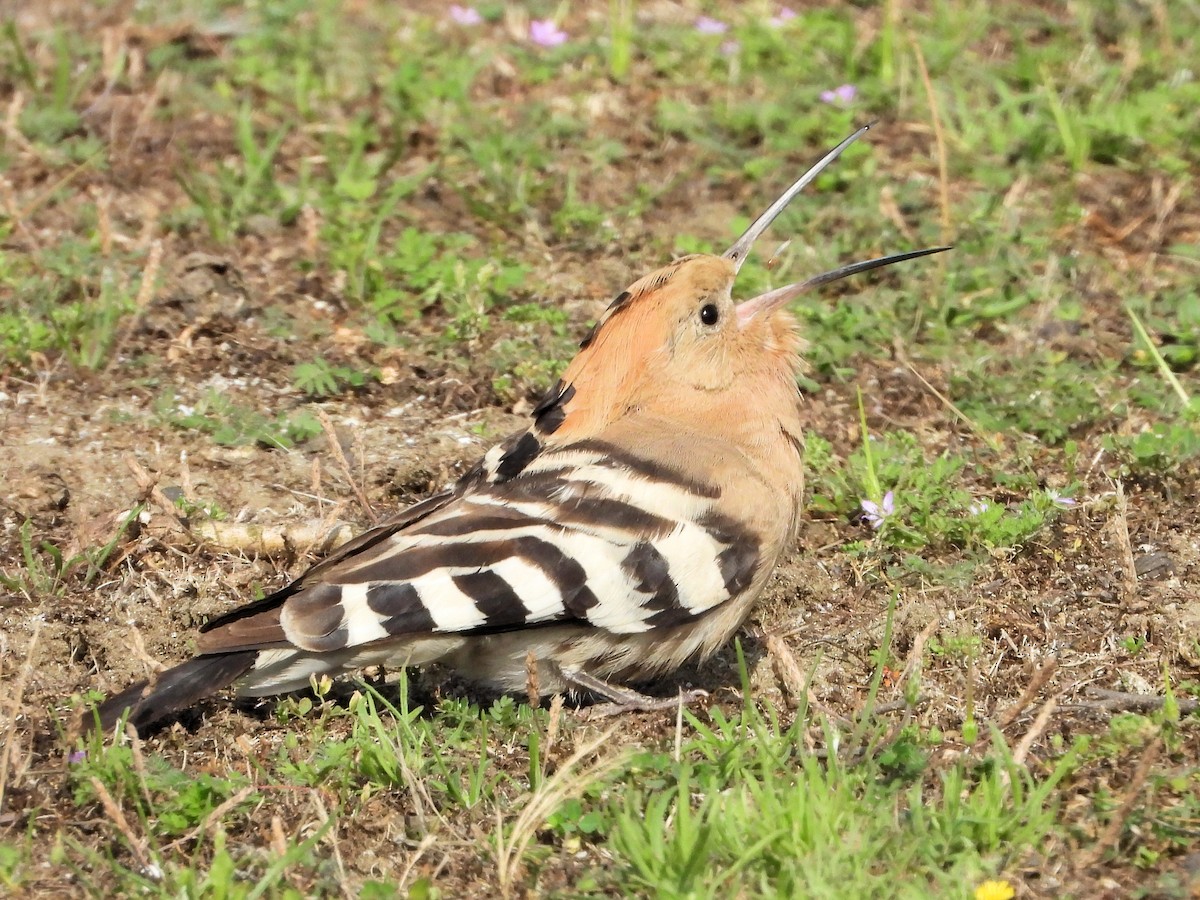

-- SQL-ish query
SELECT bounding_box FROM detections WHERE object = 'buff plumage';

[95,125,947,733]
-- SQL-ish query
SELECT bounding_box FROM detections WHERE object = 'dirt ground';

[2,2,1200,897]
[5,283,1199,894]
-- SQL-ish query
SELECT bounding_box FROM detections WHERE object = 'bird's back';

[191,418,801,698]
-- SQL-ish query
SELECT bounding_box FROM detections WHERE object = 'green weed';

[0,235,149,369]
[154,390,322,449]
[806,430,1065,557]
[1103,423,1200,476]
[176,105,290,243]
[0,511,140,598]
[606,702,1075,898]
[292,358,374,398]
[0,842,23,891]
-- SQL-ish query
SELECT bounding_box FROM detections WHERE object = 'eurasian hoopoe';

[95,125,947,733]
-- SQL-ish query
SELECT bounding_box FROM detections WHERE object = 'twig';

[301,203,320,259]
[871,696,929,715]
[163,785,257,851]
[1112,481,1139,601]
[898,615,942,686]
[124,453,190,535]
[191,518,354,559]
[179,450,199,503]
[765,634,849,724]
[125,723,155,811]
[765,634,817,710]
[3,92,34,154]
[316,410,377,524]
[544,695,564,769]
[0,622,41,814]
[134,240,163,309]
[1078,737,1163,868]
[910,38,953,247]
[1067,688,1199,715]
[105,241,163,373]
[270,815,287,856]
[89,776,154,874]
[0,175,37,247]
[124,621,166,678]
[1012,696,1057,767]
[995,656,1059,730]
[95,188,114,255]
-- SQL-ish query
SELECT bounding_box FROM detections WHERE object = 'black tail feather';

[94,651,259,734]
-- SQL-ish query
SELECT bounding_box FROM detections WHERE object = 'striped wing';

[275,440,760,653]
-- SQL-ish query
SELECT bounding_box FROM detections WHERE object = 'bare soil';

[2,3,1199,897]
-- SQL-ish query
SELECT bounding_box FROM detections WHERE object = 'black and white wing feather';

[273,437,761,652]
[98,429,762,731]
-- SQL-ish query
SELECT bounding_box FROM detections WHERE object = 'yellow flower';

[974,880,1015,900]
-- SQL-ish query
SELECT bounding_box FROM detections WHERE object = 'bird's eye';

[699,303,720,326]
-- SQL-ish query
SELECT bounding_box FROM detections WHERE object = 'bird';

[93,125,948,733]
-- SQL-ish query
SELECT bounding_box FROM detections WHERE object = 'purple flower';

[1047,489,1076,508]
[968,499,990,516]
[695,16,729,35]
[861,491,895,529]
[820,84,858,105]
[720,40,740,56]
[529,19,568,47]
[68,749,87,764]
[448,5,482,26]
[768,7,798,27]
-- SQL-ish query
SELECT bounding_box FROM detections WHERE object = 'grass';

[43,661,1107,899]
[2,0,1199,896]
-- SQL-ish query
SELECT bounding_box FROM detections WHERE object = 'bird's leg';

[362,664,387,687]
[564,669,709,716]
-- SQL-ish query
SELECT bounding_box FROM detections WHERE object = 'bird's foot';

[566,669,709,716]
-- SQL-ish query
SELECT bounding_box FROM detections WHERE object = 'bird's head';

[532,126,949,442]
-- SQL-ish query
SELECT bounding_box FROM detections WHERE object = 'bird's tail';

[93,651,258,734]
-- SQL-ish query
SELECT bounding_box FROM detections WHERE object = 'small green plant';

[951,351,1116,445]
[0,842,23,891]
[1120,635,1147,655]
[292,358,373,398]
[0,511,140,598]
[176,104,290,242]
[606,691,1078,898]
[607,0,635,81]
[5,23,92,146]
[170,494,227,521]
[327,224,528,334]
[1103,423,1200,475]
[806,429,1067,559]
[71,736,253,839]
[0,234,149,369]
[276,679,509,811]
[155,390,321,449]
[545,794,610,840]
[928,632,984,662]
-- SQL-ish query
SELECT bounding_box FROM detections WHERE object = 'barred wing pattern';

[267,439,760,658]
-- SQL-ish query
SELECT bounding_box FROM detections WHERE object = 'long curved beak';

[735,246,952,327]
[723,125,950,326]
[722,124,872,272]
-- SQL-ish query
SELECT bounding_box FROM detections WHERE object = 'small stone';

[1134,552,1175,580]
